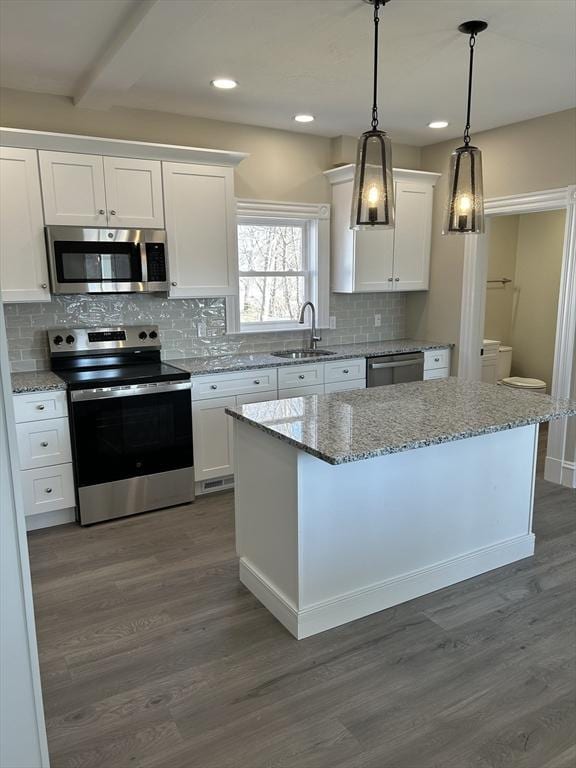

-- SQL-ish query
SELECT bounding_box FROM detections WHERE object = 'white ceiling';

[0,0,574,146]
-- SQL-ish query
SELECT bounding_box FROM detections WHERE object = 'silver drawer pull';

[434,357,440,362]
[98,209,105,215]
[45,488,52,494]
[41,283,48,289]
[395,277,400,281]
[40,441,49,447]
[298,374,305,380]
[343,369,349,374]
[254,379,261,385]
[210,384,218,390]
[387,277,393,282]
[171,281,177,287]
[110,210,117,216]
[36,404,45,410]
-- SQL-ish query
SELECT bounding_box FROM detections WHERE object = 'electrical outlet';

[374,313,381,327]
[329,316,336,330]
[197,321,207,337]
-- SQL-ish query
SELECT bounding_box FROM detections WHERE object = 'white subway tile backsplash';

[4,292,406,370]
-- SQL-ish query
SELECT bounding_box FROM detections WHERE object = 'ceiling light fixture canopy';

[443,20,488,235]
[350,0,394,230]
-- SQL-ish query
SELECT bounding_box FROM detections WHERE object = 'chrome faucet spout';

[298,301,322,350]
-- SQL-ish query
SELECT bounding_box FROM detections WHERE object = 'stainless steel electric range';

[49,325,194,525]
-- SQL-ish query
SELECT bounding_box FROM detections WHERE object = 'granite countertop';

[169,339,452,376]
[226,378,576,465]
[11,370,67,394]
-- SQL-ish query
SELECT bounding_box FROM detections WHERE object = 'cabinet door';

[0,147,50,302]
[39,151,107,226]
[163,162,238,297]
[192,395,236,481]
[103,157,164,228]
[354,227,395,292]
[392,181,433,291]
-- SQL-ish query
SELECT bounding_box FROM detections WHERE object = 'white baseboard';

[26,507,76,531]
[545,456,576,488]
[240,533,535,640]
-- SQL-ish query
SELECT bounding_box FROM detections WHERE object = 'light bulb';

[367,185,380,205]
[457,194,472,214]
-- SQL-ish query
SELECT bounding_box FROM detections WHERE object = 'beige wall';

[484,215,519,344]
[0,87,420,205]
[508,210,565,391]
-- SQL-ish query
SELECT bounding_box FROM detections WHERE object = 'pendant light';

[350,0,394,230]
[443,20,488,235]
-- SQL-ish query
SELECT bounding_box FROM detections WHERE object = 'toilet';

[497,345,547,393]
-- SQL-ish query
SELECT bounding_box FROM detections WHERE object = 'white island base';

[233,421,538,639]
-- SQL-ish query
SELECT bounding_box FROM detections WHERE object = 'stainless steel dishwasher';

[366,352,424,387]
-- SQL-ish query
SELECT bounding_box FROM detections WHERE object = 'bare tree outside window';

[238,222,308,325]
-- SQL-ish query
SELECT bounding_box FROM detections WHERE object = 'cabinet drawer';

[16,417,71,470]
[13,390,67,423]
[21,463,75,517]
[424,348,451,371]
[324,379,366,394]
[423,368,449,381]
[277,384,325,399]
[324,358,366,384]
[191,369,277,400]
[278,363,324,389]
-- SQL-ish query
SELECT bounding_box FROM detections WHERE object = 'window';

[231,201,330,333]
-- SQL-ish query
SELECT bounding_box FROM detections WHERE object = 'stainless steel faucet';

[298,301,322,350]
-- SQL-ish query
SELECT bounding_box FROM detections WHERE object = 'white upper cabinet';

[39,151,107,226]
[163,162,238,297]
[0,147,50,302]
[325,165,440,293]
[102,157,164,228]
[393,180,434,291]
[39,151,164,228]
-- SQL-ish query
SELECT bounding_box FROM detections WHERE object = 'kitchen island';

[226,379,576,639]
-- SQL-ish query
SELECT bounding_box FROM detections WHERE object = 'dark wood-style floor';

[28,478,575,768]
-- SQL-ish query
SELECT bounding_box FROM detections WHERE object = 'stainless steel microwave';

[45,227,169,294]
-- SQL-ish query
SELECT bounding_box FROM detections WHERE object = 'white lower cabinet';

[13,390,75,528]
[192,395,236,482]
[423,347,451,381]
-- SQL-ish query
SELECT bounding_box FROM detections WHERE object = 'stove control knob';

[66,335,75,345]
[53,335,63,346]
[138,331,148,340]
[149,330,158,339]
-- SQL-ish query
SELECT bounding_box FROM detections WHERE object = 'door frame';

[457,185,576,487]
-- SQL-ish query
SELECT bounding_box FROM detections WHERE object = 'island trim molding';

[458,185,576,489]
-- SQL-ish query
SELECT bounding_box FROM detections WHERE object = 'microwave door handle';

[140,241,148,284]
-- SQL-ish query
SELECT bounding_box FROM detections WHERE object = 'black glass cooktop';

[55,362,189,390]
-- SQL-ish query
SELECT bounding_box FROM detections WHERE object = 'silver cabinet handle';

[210,384,218,390]
[36,404,45,410]
[41,283,48,289]
[395,277,400,282]
[387,277,393,282]
[298,374,305,380]
[110,210,117,216]
[45,488,52,494]
[254,379,261,385]
[434,357,440,362]
[98,209,105,215]
[343,369,349,374]
[171,281,177,287]
[40,441,49,447]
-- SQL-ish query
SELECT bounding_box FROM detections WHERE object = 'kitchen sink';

[271,349,336,359]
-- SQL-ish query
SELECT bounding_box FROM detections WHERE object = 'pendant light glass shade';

[443,144,484,234]
[351,129,394,230]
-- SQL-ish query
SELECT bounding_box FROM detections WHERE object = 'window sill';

[238,322,309,334]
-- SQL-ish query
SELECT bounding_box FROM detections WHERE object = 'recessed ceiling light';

[294,114,315,123]
[211,78,238,90]
[428,120,449,129]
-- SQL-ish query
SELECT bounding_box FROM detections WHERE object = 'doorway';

[458,186,576,488]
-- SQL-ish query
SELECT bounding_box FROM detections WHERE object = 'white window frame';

[226,200,330,334]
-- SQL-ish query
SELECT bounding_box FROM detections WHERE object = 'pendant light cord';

[463,32,477,146]
[371,0,381,130]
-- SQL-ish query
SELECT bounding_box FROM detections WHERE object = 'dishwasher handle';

[368,359,423,370]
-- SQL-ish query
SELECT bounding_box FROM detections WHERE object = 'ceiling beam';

[73,0,201,110]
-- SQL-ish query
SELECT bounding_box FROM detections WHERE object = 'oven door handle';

[368,360,423,370]
[71,381,191,402]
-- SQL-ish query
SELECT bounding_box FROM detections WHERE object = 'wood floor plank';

[28,480,576,768]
